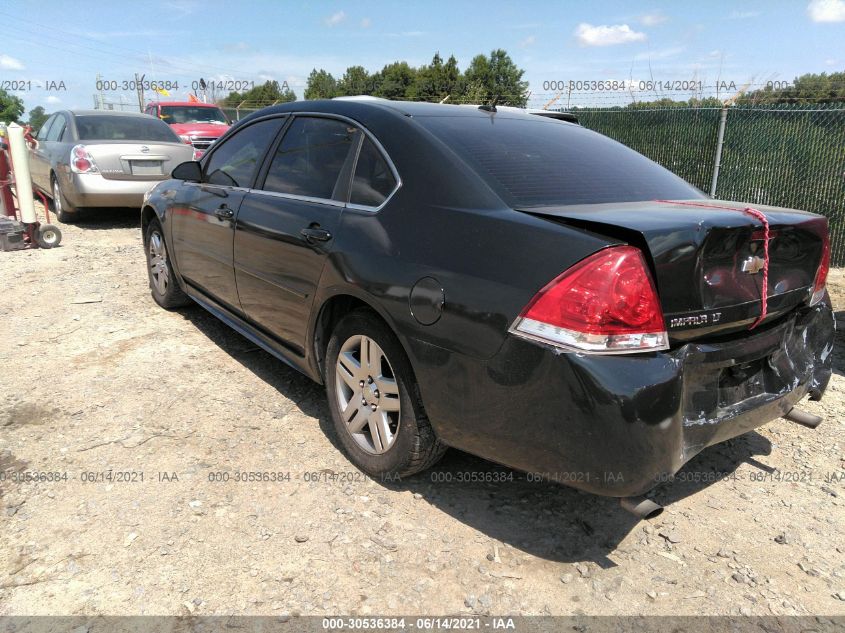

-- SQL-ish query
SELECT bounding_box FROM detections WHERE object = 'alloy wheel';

[52,180,63,215]
[335,334,401,454]
[149,230,170,295]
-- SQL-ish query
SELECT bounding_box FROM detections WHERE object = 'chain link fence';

[575,104,845,266]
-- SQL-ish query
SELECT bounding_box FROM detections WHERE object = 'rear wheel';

[325,309,446,477]
[52,176,79,224]
[145,219,191,309]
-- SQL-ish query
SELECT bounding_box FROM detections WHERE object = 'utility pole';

[135,73,145,112]
[96,73,105,110]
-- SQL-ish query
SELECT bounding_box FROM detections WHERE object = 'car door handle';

[215,205,234,220]
[300,227,332,242]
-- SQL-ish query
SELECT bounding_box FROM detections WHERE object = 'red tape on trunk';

[655,200,770,330]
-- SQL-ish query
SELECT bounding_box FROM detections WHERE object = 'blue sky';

[1,0,844,113]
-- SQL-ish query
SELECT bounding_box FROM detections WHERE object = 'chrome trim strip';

[244,188,346,208]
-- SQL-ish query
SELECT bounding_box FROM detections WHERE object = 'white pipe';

[7,123,36,223]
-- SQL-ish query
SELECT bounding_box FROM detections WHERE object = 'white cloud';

[46,95,62,104]
[520,35,536,47]
[324,10,346,27]
[575,23,646,46]
[808,0,845,21]
[0,54,24,70]
[639,12,668,26]
[728,10,761,19]
[360,17,371,28]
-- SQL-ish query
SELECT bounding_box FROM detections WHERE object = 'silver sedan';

[29,109,194,222]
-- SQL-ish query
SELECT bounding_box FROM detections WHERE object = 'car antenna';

[478,95,500,113]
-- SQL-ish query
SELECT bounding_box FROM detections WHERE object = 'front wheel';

[145,219,191,309]
[325,309,446,478]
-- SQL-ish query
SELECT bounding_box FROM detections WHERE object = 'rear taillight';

[510,246,669,354]
[70,145,99,174]
[810,221,830,306]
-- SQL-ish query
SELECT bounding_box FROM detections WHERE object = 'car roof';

[150,101,222,107]
[235,97,558,129]
[68,109,152,117]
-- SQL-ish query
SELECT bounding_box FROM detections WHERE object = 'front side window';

[204,118,284,188]
[36,115,55,141]
[262,117,360,200]
[349,137,397,207]
[46,115,66,142]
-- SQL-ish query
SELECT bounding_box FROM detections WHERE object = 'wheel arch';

[311,290,416,384]
[140,205,157,245]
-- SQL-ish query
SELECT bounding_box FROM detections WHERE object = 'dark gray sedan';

[29,110,193,222]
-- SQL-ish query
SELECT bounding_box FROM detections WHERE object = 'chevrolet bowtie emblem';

[741,255,766,274]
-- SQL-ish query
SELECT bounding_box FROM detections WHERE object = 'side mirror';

[172,160,202,181]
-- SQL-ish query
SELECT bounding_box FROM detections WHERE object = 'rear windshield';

[75,116,180,143]
[417,115,704,207]
[160,106,229,125]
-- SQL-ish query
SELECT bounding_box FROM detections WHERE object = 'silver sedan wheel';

[149,230,170,296]
[335,335,401,454]
[52,180,63,215]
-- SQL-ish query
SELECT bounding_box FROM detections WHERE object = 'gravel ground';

[1,207,844,617]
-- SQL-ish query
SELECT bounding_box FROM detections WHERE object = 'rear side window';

[349,137,397,207]
[417,116,703,207]
[74,116,180,143]
[204,118,285,188]
[263,117,359,200]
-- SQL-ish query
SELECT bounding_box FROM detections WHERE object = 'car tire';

[325,308,446,478]
[51,176,79,224]
[145,219,191,310]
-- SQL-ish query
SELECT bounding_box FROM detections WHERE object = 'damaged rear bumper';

[411,296,835,498]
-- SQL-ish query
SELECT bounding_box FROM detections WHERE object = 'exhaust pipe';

[783,407,822,429]
[619,496,663,520]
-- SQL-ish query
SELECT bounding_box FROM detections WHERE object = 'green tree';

[304,69,338,100]
[460,49,528,107]
[412,53,461,101]
[0,89,24,123]
[28,105,49,130]
[220,80,296,108]
[372,61,417,99]
[337,66,373,96]
[739,70,845,104]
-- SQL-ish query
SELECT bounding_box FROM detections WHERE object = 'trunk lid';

[517,199,827,341]
[83,142,193,181]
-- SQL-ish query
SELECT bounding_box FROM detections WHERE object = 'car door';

[169,116,286,313]
[233,115,363,353]
[41,113,68,190]
[29,114,56,191]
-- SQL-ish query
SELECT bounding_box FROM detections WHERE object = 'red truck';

[144,101,230,158]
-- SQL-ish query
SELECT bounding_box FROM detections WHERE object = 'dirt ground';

[1,206,844,617]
